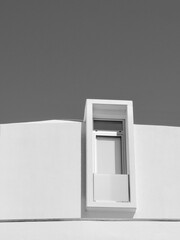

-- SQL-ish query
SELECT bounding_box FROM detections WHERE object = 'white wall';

[0,221,180,240]
[134,124,180,219]
[0,121,81,220]
[0,121,180,220]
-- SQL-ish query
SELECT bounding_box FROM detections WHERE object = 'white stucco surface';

[134,124,180,219]
[0,221,180,239]
[0,121,81,219]
[0,121,180,220]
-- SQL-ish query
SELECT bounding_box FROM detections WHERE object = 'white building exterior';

[0,100,180,238]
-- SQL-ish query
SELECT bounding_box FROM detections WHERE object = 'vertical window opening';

[93,119,127,175]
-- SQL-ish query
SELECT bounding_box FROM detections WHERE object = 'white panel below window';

[93,174,129,202]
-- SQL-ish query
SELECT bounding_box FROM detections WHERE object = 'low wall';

[0,221,179,239]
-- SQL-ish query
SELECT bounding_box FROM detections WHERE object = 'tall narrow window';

[84,99,136,215]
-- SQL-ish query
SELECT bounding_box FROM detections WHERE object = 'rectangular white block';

[93,174,129,202]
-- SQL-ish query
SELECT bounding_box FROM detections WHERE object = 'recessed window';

[84,99,136,215]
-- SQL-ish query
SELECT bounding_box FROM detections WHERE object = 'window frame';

[84,99,136,213]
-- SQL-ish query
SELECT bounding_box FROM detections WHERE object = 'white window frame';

[84,99,136,213]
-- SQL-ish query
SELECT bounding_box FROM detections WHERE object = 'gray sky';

[0,1,180,126]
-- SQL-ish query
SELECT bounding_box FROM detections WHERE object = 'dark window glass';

[94,120,124,131]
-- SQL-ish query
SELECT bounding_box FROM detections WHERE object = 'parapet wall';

[0,121,180,220]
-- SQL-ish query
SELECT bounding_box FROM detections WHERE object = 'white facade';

[0,111,180,237]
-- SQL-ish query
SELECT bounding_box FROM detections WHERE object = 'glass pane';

[94,120,124,131]
[96,136,122,174]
